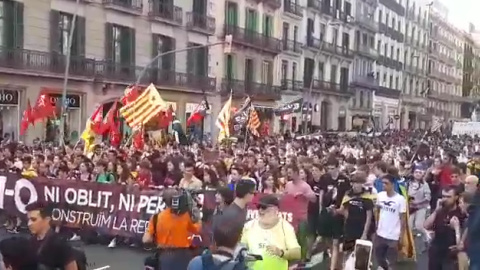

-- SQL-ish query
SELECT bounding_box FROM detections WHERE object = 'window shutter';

[13,2,23,49]
[129,27,136,66]
[187,43,194,74]
[169,38,176,71]
[50,10,61,53]
[75,16,86,57]
[104,23,114,61]
[151,34,159,58]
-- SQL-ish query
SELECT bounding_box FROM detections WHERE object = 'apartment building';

[373,0,405,129]
[0,0,216,143]
[427,1,465,121]
[400,0,429,129]
[215,0,283,130]
[350,0,378,131]
[299,0,355,132]
[461,25,480,120]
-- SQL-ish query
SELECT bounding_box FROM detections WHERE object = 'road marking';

[91,266,110,270]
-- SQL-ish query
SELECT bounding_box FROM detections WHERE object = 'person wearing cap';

[241,194,301,270]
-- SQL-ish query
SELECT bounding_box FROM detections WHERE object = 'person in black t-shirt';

[305,163,325,260]
[424,185,467,270]
[334,172,374,253]
[26,201,79,270]
[317,157,351,270]
[0,237,38,270]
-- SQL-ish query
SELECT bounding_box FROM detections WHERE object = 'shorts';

[317,208,344,239]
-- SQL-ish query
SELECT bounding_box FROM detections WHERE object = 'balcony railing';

[307,0,321,10]
[334,9,354,23]
[355,14,379,32]
[284,1,304,17]
[0,47,216,91]
[377,86,401,98]
[323,42,353,58]
[351,74,379,89]
[281,79,303,92]
[148,1,183,25]
[186,12,215,34]
[282,39,302,53]
[257,0,281,9]
[305,36,322,50]
[225,25,282,54]
[356,45,378,59]
[221,79,282,100]
[311,80,353,95]
[102,0,143,12]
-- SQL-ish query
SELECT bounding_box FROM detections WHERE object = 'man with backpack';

[187,209,248,270]
[26,201,87,270]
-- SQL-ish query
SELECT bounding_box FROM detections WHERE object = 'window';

[318,62,325,80]
[395,77,399,89]
[51,10,84,56]
[390,45,394,58]
[106,24,135,67]
[187,42,207,76]
[332,28,338,45]
[330,65,337,83]
[320,23,326,41]
[281,60,288,83]
[293,26,298,44]
[377,40,381,51]
[226,2,238,26]
[225,54,234,79]
[378,10,383,22]
[359,91,364,107]
[292,62,297,81]
[245,58,254,83]
[153,34,174,71]
[303,58,314,85]
[263,15,273,37]
[2,1,23,49]
[389,75,393,88]
[245,9,257,32]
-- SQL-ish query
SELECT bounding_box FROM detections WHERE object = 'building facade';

[427,0,465,122]
[1,0,217,143]
[462,25,480,120]
[400,0,429,129]
[349,0,378,131]
[373,0,405,130]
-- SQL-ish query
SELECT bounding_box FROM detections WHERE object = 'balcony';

[281,79,303,92]
[224,25,282,54]
[321,3,334,16]
[186,12,215,35]
[148,1,183,25]
[0,47,216,91]
[379,0,405,16]
[221,79,282,100]
[102,0,143,13]
[284,1,304,17]
[351,74,379,90]
[282,39,302,54]
[323,42,354,58]
[334,10,354,24]
[310,80,353,96]
[305,36,322,50]
[256,0,281,9]
[379,23,388,34]
[306,0,320,9]
[404,64,418,74]
[355,14,379,32]
[377,86,401,98]
[356,45,378,59]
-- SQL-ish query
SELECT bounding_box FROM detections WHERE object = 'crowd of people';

[0,129,479,270]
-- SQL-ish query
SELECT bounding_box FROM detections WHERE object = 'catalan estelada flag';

[119,83,168,128]
[248,106,261,137]
[216,94,233,142]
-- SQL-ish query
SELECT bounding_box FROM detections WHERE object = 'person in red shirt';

[439,152,456,188]
[136,160,152,188]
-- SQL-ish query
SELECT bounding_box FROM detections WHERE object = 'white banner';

[452,121,480,136]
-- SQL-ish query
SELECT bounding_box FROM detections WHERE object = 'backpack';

[200,250,248,270]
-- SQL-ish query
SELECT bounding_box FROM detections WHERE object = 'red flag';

[20,99,34,135]
[100,102,118,134]
[32,89,56,122]
[109,122,122,148]
[89,105,104,135]
[121,86,141,105]
[133,127,145,150]
[158,105,174,129]
[187,98,209,126]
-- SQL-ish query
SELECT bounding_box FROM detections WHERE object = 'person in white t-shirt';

[374,174,407,270]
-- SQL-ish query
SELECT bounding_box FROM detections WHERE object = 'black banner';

[274,98,303,116]
[49,93,81,108]
[0,90,19,105]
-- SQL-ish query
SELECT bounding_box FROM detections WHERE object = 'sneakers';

[108,238,117,248]
[69,234,81,241]
[7,227,18,234]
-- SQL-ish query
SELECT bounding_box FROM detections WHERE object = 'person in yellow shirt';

[241,194,301,270]
[21,156,37,178]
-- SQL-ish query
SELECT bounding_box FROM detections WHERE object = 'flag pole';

[243,98,252,154]
[58,0,81,147]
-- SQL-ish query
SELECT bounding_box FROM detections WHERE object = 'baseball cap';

[258,194,280,208]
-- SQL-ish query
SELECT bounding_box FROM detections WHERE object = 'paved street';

[0,228,428,270]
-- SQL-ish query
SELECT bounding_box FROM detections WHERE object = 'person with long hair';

[164,159,182,187]
[203,168,220,190]
[116,163,133,185]
[261,173,280,194]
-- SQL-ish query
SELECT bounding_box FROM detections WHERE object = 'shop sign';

[186,103,211,114]
[49,93,80,108]
[0,90,19,105]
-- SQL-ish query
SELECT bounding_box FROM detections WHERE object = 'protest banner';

[0,173,307,238]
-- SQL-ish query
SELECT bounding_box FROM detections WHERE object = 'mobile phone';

[353,239,373,270]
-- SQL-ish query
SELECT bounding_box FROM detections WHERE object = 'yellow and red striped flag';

[248,107,261,137]
[119,84,168,128]
[216,94,233,141]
